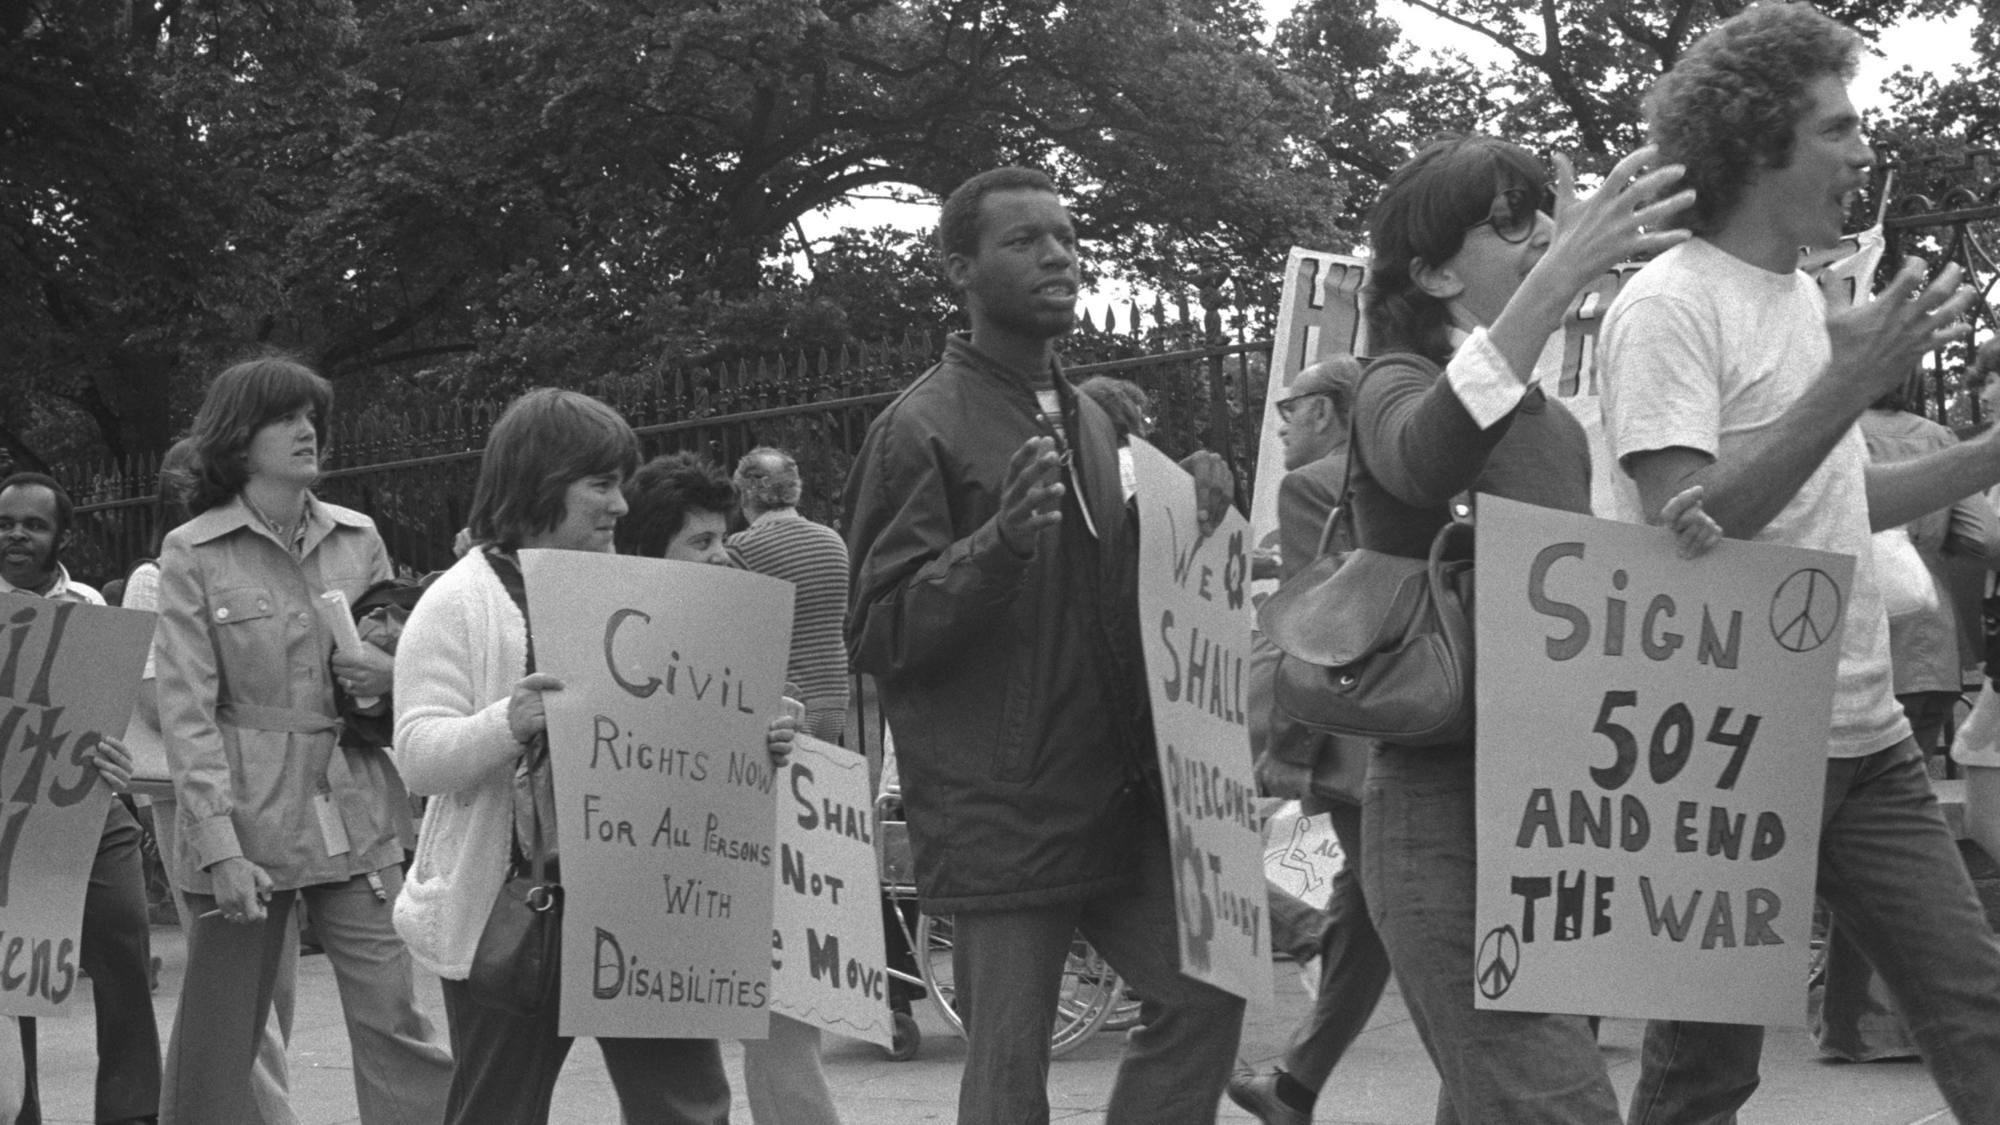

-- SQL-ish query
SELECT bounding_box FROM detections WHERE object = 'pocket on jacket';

[209,584,297,702]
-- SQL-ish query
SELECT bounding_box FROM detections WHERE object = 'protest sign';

[1131,438,1274,1006]
[770,734,892,1048]
[1473,496,1847,1024]
[1248,249,1369,599]
[0,593,152,1018]
[522,551,793,1039]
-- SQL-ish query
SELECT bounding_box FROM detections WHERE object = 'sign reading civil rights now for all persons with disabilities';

[770,734,893,1048]
[1131,438,1274,1006]
[522,551,793,1039]
[0,592,153,1018]
[1473,496,1848,1024]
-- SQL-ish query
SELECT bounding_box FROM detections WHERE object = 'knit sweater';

[390,549,529,980]
[727,509,851,741]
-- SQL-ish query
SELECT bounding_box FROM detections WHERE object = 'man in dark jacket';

[843,166,1245,1125]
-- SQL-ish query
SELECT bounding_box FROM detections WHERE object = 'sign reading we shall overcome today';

[770,734,892,1049]
[1131,439,1274,1006]
[1474,497,1848,1024]
[522,551,793,1039]
[0,593,153,1018]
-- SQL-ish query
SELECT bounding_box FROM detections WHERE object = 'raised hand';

[997,435,1066,555]
[1826,257,1974,407]
[1544,145,1698,285]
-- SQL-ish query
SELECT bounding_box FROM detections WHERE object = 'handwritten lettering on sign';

[769,735,892,1048]
[1131,439,1274,1006]
[523,551,793,1039]
[1473,497,1845,1025]
[0,594,152,1017]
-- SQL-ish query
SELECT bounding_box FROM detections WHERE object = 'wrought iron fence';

[57,307,1275,588]
[1879,149,2000,428]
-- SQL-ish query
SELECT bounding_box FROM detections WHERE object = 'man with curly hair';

[1601,3,2000,1121]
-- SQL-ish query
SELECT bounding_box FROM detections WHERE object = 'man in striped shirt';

[728,447,852,743]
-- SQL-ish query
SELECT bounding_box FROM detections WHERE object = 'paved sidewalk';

[28,923,1955,1124]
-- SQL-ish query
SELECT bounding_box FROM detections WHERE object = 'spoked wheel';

[914,913,1122,1056]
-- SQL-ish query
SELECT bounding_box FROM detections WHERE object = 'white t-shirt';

[1600,238,1907,759]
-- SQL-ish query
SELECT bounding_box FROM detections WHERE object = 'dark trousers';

[437,977,730,1125]
[19,799,162,1124]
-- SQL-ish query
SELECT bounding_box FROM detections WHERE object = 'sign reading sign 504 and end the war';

[1473,497,1848,1025]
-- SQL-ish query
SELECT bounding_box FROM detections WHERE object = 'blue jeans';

[1283,797,1393,1091]
[1629,738,2000,1125]
[949,819,1246,1125]
[1361,746,1621,1125]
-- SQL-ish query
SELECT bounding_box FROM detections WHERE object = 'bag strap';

[1324,353,1459,559]
[485,547,550,884]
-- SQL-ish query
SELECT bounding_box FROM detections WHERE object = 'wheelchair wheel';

[914,913,1122,1057]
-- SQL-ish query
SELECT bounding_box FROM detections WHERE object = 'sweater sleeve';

[1355,353,1521,511]
[391,571,523,798]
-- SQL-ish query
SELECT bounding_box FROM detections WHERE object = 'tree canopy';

[3,0,1991,472]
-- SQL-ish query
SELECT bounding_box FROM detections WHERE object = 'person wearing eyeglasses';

[1329,133,1716,1124]
[1233,353,1397,1125]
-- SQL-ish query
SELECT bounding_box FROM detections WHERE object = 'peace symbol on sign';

[1476,925,1521,1001]
[1768,568,1844,654]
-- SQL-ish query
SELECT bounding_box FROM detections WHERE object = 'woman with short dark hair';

[155,354,451,1124]
[1334,136,1709,1124]
[393,389,794,1124]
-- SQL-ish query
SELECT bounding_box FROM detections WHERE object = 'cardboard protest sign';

[1473,496,1846,1024]
[0,593,152,1017]
[522,551,793,1039]
[1248,249,1369,599]
[770,735,892,1048]
[1131,438,1274,1006]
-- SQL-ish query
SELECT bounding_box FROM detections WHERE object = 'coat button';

[258,600,271,613]
[216,607,230,621]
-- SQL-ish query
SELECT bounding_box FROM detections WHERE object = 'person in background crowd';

[1344,130,1708,1122]
[154,356,451,1125]
[1076,376,1154,501]
[1860,371,2000,761]
[1232,355,1393,1125]
[1601,4,2000,1119]
[726,447,853,743]
[125,440,303,1125]
[0,471,162,1125]
[844,165,1243,1125]
[623,450,844,1125]
[393,390,795,1125]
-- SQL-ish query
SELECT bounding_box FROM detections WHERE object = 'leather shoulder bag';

[1257,354,1476,748]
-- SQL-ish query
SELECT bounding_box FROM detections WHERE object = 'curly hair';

[1363,134,1548,362]
[734,446,802,512]
[1644,2,1861,234]
[617,452,737,559]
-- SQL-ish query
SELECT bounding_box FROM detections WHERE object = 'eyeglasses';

[1463,186,1552,244]
[1276,391,1332,423]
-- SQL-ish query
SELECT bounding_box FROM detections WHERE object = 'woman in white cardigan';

[392,388,795,1125]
